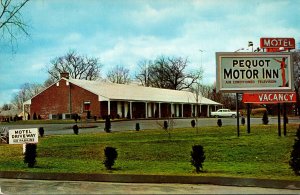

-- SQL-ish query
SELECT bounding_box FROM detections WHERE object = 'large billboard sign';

[216,52,293,92]
[242,92,296,104]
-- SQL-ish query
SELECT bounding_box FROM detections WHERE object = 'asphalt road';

[0,117,299,135]
[1,178,300,194]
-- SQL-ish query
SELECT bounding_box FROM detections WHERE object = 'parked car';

[211,109,239,118]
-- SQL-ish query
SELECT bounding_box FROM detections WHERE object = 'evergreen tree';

[103,147,118,170]
[190,145,205,173]
[241,116,245,126]
[38,127,44,137]
[104,116,111,133]
[191,120,196,128]
[135,123,140,131]
[73,125,79,135]
[290,125,300,175]
[217,119,222,127]
[24,143,37,168]
[262,111,269,125]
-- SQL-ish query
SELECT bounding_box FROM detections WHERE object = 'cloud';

[1,0,300,106]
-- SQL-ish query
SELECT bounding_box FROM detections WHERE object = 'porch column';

[191,104,193,117]
[129,101,132,119]
[181,104,184,117]
[108,100,111,116]
[158,103,161,118]
[200,104,202,116]
[145,102,148,118]
[148,103,152,118]
[207,105,210,117]
[195,104,198,117]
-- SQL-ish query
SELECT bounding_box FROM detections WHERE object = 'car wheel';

[231,114,236,118]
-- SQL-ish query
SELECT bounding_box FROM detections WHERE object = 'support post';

[207,105,210,117]
[247,103,251,134]
[158,103,161,118]
[236,93,240,137]
[278,103,281,137]
[283,103,287,136]
[108,100,111,116]
[145,102,148,118]
[129,101,132,119]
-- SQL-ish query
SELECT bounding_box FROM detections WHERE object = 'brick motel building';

[23,73,221,120]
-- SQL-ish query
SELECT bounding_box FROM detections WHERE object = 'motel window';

[84,101,91,111]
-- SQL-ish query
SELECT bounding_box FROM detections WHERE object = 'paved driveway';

[0,117,299,135]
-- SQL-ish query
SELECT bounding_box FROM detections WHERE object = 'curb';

[1,171,300,190]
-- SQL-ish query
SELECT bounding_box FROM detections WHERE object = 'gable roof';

[68,78,221,105]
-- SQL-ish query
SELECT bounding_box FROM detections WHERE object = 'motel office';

[24,73,221,120]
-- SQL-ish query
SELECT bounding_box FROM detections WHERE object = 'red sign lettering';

[260,38,295,49]
[242,92,296,104]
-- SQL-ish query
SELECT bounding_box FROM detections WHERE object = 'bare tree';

[136,56,203,91]
[135,60,152,87]
[0,0,30,45]
[46,50,103,84]
[11,83,43,109]
[1,103,12,111]
[106,65,131,84]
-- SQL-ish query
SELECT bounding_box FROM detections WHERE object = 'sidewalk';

[1,178,300,194]
[1,171,300,190]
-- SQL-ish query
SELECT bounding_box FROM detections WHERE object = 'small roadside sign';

[8,128,38,144]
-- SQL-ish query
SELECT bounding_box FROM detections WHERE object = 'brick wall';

[30,79,100,119]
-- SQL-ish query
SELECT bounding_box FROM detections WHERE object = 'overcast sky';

[0,0,300,106]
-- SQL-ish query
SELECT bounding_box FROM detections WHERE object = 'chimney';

[60,72,69,79]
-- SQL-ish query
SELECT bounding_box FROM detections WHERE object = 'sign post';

[247,104,250,134]
[236,93,240,137]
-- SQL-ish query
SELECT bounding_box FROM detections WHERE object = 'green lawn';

[1,124,300,181]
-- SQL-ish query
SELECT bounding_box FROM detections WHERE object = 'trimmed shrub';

[262,111,269,125]
[104,116,111,133]
[87,111,91,119]
[163,121,168,130]
[73,125,79,135]
[251,107,267,115]
[190,145,205,173]
[284,116,289,124]
[217,119,222,127]
[33,112,37,120]
[24,143,37,168]
[135,123,140,131]
[126,111,131,119]
[103,147,118,170]
[191,120,196,128]
[289,125,300,175]
[38,127,44,137]
[241,116,245,126]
